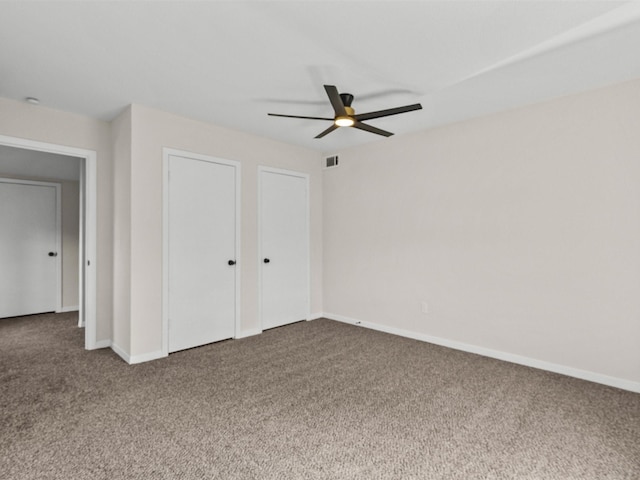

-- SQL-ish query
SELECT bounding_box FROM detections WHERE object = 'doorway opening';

[0,134,98,349]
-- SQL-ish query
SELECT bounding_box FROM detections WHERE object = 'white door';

[0,179,59,318]
[260,168,309,330]
[166,153,238,353]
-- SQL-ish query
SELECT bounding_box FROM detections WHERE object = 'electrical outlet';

[421,301,429,314]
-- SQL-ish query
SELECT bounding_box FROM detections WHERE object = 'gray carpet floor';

[1,312,639,479]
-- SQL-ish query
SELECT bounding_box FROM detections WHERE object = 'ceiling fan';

[268,85,422,138]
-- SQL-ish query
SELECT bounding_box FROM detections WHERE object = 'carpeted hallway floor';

[1,312,639,479]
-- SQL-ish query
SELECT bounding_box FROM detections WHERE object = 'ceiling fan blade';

[353,121,394,137]
[324,85,347,116]
[354,103,422,122]
[315,124,339,139]
[268,113,334,121]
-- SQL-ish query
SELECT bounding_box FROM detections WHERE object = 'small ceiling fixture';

[268,85,422,138]
[25,97,40,105]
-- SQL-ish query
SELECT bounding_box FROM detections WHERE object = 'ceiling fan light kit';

[268,85,422,139]
[335,116,354,127]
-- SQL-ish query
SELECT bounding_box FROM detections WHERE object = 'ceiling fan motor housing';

[337,93,355,125]
[339,93,354,107]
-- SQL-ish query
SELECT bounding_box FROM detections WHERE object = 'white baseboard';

[130,350,166,364]
[236,328,262,339]
[110,342,130,363]
[307,312,324,321]
[111,343,166,364]
[57,305,79,313]
[323,312,640,394]
[92,339,111,350]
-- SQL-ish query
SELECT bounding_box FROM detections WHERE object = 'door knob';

[48,252,58,257]
[263,258,270,263]
[228,260,236,266]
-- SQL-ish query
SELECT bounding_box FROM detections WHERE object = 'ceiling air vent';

[324,154,339,169]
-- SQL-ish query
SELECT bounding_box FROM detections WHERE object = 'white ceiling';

[1,1,640,154]
[0,145,81,182]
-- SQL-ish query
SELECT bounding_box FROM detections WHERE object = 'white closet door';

[167,154,237,353]
[260,168,309,330]
[0,180,59,318]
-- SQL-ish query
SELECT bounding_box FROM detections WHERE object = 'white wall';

[117,105,322,360]
[111,107,132,354]
[323,79,640,387]
[0,98,113,341]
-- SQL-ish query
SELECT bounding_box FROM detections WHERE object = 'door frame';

[162,148,241,356]
[258,166,311,331]
[0,177,62,314]
[0,134,98,349]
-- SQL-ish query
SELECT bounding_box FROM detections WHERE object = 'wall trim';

[323,312,640,394]
[110,342,130,363]
[92,339,111,349]
[111,343,166,364]
[307,312,323,321]
[236,328,262,339]
[58,305,80,313]
[129,350,166,365]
